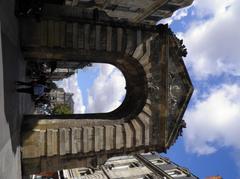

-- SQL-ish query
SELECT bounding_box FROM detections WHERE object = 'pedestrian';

[16,80,51,100]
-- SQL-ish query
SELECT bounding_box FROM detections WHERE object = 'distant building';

[27,60,90,81]
[57,152,198,179]
[45,67,76,81]
[49,88,74,113]
[45,61,91,81]
[64,0,193,25]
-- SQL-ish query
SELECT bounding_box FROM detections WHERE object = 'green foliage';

[48,81,58,89]
[52,104,72,115]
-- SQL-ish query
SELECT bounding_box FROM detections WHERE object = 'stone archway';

[19,5,193,175]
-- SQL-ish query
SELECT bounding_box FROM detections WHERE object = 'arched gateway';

[19,1,193,175]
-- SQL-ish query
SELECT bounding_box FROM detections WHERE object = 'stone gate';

[18,1,194,175]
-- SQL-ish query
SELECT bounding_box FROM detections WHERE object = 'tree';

[52,104,72,115]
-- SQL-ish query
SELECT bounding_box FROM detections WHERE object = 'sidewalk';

[0,0,34,178]
[0,22,21,179]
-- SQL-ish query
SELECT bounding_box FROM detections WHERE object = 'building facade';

[49,88,74,113]
[26,60,84,81]
[64,0,193,25]
[46,67,76,81]
[30,152,198,179]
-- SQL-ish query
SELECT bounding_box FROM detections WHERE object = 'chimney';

[205,176,222,179]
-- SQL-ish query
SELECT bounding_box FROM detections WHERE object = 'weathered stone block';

[143,104,152,116]
[46,129,58,156]
[84,24,90,50]
[104,125,114,150]
[115,125,124,149]
[48,20,55,47]
[72,23,78,49]
[95,25,101,50]
[131,119,143,146]
[94,126,104,152]
[71,127,82,154]
[133,43,144,60]
[117,28,123,52]
[83,127,93,153]
[59,128,71,155]
[106,26,112,52]
[123,123,134,148]
[138,112,150,145]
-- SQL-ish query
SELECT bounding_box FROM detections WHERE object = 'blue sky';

[160,0,240,178]
[58,0,240,178]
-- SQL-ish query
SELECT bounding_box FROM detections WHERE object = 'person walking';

[16,80,51,100]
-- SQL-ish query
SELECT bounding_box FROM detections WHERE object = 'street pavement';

[0,0,34,178]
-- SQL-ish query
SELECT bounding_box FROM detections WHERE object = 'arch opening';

[54,63,127,114]
[24,56,148,120]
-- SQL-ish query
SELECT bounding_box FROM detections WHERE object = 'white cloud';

[158,6,190,25]
[184,84,240,155]
[193,0,234,18]
[86,64,126,113]
[182,0,240,79]
[57,73,86,113]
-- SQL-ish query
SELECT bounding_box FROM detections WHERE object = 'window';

[111,164,129,170]
[143,174,154,179]
[165,169,187,178]
[129,162,141,168]
[150,159,166,165]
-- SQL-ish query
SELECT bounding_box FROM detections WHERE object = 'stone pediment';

[166,35,193,147]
